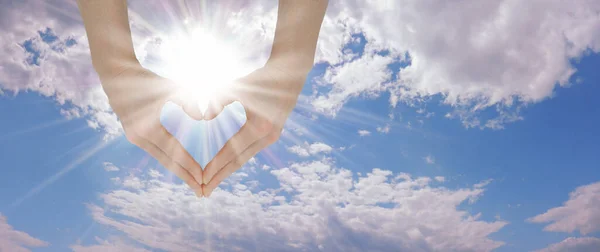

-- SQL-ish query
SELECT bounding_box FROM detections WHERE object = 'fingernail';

[204,187,212,197]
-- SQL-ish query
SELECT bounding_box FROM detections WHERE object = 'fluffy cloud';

[286,145,310,157]
[103,162,120,172]
[287,142,334,157]
[528,181,600,235]
[0,214,48,252]
[312,52,394,116]
[376,124,391,134]
[3,0,599,136]
[535,237,600,252]
[315,0,600,127]
[358,130,371,136]
[71,237,149,252]
[0,0,123,139]
[424,155,436,165]
[80,154,506,252]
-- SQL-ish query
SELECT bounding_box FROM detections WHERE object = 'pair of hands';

[102,62,306,197]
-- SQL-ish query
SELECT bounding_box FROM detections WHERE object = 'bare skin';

[101,67,205,196]
[76,0,328,197]
[201,65,307,196]
[202,0,329,196]
[77,0,204,196]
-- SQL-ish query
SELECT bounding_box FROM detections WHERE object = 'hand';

[100,65,205,196]
[201,63,308,196]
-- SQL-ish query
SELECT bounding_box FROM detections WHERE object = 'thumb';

[204,91,237,120]
[168,93,205,121]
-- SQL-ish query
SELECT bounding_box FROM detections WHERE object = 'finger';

[202,118,272,184]
[135,136,203,197]
[204,89,238,120]
[146,120,203,185]
[203,136,271,197]
[168,94,204,121]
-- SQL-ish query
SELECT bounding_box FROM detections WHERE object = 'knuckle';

[182,173,196,186]
[254,120,274,135]
[232,158,245,168]
[125,131,142,145]
[181,174,200,190]
[131,124,151,138]
[266,130,282,145]
[137,123,164,140]
[169,147,184,160]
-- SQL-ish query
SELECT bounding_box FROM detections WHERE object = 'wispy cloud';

[71,237,150,252]
[80,153,506,252]
[424,155,435,165]
[0,213,48,252]
[2,0,600,137]
[103,162,120,172]
[376,124,391,134]
[358,130,371,137]
[534,237,600,252]
[287,142,334,157]
[528,181,600,235]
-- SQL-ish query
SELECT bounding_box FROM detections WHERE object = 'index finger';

[203,135,272,197]
[135,135,203,197]
[145,120,203,184]
[203,117,271,183]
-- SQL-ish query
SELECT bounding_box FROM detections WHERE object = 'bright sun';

[157,27,251,115]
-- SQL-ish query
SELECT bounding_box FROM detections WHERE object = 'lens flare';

[157,27,251,114]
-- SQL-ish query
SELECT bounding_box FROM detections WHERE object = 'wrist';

[94,56,142,81]
[266,53,314,77]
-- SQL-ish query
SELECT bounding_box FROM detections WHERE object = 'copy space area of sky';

[1,1,600,252]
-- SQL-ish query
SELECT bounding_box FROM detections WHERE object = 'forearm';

[77,0,140,78]
[267,0,329,74]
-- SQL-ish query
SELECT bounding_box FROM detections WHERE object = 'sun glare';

[157,27,252,115]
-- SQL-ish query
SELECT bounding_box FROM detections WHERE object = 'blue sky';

[2,1,600,252]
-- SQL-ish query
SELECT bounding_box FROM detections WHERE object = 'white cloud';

[0,0,123,139]
[103,162,120,172]
[287,145,310,157]
[528,181,600,235]
[314,0,600,128]
[0,214,48,252]
[424,155,435,165]
[122,176,143,190]
[79,156,506,252]
[434,176,445,182]
[5,0,598,135]
[148,169,163,178]
[71,237,149,252]
[535,237,600,252]
[312,52,394,116]
[309,142,334,154]
[287,142,334,157]
[376,124,391,134]
[474,179,493,189]
[358,130,371,136]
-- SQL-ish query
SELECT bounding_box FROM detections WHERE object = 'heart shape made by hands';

[160,101,247,168]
